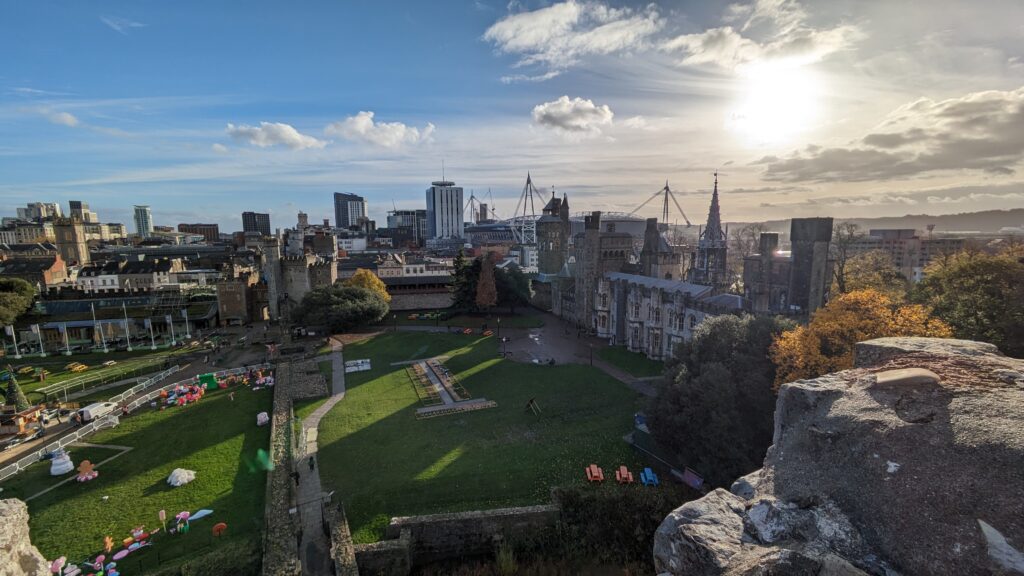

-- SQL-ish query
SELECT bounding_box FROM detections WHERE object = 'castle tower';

[54,216,90,266]
[536,191,571,275]
[262,238,282,320]
[789,217,834,315]
[688,173,728,288]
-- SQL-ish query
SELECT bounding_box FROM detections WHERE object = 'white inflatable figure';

[166,468,196,487]
[256,412,270,426]
[50,450,74,476]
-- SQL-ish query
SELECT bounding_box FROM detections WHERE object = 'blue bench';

[641,467,659,486]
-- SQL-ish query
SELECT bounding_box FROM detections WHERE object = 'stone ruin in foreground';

[655,337,1024,575]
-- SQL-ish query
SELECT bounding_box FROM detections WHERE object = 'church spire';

[703,171,725,243]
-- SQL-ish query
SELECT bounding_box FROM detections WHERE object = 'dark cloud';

[759,86,1024,182]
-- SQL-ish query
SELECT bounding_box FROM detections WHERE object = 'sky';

[2,0,1023,232]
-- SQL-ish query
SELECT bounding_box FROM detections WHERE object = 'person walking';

[308,456,315,472]
[291,471,300,486]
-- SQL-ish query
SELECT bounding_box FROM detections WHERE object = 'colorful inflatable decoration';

[256,412,270,426]
[158,509,167,530]
[49,557,65,574]
[75,460,98,482]
[50,450,74,476]
[190,509,213,522]
[167,468,196,487]
[212,522,227,537]
[103,535,114,553]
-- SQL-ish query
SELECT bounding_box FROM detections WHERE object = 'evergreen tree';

[475,255,498,311]
[5,373,30,412]
[495,266,531,313]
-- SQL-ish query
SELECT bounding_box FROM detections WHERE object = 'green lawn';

[313,332,643,543]
[597,346,665,378]
[2,384,273,572]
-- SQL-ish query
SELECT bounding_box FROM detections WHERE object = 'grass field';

[1,384,273,572]
[597,346,665,378]
[9,346,198,397]
[313,332,643,543]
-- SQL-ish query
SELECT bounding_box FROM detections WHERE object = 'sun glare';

[729,62,823,146]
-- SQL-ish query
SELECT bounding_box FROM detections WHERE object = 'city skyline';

[2,0,1024,230]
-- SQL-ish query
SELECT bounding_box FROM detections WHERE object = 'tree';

[649,315,794,487]
[495,266,531,313]
[293,285,388,332]
[4,371,30,411]
[475,255,498,311]
[830,222,864,294]
[770,289,953,387]
[342,268,391,304]
[911,247,1024,357]
[451,251,480,310]
[841,250,908,300]
[0,278,35,326]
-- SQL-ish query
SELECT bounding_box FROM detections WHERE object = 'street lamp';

[589,343,593,366]
[393,314,397,332]
[496,317,501,339]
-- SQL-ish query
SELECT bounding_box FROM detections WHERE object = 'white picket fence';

[0,363,271,483]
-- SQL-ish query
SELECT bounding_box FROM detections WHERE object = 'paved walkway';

[297,337,347,576]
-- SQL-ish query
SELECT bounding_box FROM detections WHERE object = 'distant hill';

[729,208,1024,235]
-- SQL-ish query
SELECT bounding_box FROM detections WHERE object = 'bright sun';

[729,62,823,145]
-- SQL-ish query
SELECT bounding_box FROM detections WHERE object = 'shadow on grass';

[313,331,647,543]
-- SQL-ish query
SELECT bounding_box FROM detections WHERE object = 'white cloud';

[757,86,1024,182]
[532,96,614,136]
[47,111,79,127]
[225,122,325,150]
[100,16,146,35]
[211,143,229,154]
[500,71,562,84]
[324,111,434,148]
[663,0,862,69]
[484,1,662,74]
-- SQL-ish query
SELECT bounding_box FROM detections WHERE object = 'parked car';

[1,435,25,451]
[77,402,117,423]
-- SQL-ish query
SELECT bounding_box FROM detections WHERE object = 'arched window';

[689,315,697,329]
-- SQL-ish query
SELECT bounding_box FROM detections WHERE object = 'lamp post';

[589,343,593,366]
[393,314,397,332]
[496,317,501,339]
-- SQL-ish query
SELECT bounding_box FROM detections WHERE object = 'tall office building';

[133,205,154,237]
[69,200,98,223]
[425,180,464,239]
[17,202,63,221]
[242,211,272,236]
[333,193,367,229]
[386,209,428,245]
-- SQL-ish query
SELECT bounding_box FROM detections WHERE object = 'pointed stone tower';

[688,172,729,289]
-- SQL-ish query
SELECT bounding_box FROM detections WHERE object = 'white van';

[77,402,117,423]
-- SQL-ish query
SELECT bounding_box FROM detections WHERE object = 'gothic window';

[689,315,697,329]
[654,308,661,324]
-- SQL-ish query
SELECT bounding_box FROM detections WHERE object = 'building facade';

[334,193,368,229]
[242,211,271,237]
[850,229,966,283]
[426,180,464,239]
[53,217,91,266]
[178,223,220,243]
[69,200,98,223]
[386,209,428,246]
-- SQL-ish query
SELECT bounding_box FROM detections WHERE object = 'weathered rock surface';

[654,337,1024,575]
[0,499,49,576]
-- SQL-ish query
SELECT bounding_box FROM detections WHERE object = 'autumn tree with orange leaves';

[770,289,952,388]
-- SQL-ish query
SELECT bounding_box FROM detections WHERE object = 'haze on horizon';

[1,0,1023,230]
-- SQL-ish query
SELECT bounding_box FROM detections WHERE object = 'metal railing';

[0,362,272,483]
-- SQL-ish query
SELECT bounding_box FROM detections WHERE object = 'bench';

[585,464,604,482]
[616,465,634,484]
[640,467,659,486]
